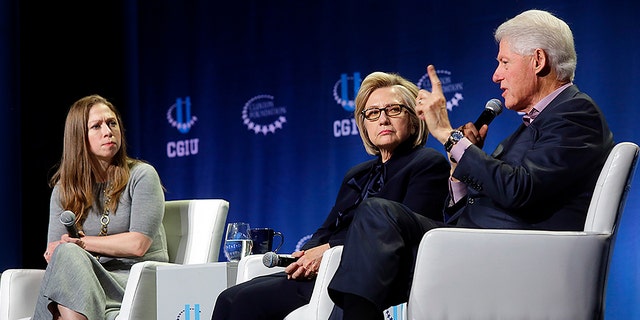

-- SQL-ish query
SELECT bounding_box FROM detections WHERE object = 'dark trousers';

[211,271,315,320]
[327,198,443,311]
[212,197,443,320]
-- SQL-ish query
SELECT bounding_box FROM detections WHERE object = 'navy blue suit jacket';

[450,85,614,230]
[303,143,450,250]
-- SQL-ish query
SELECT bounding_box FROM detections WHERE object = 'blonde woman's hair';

[354,72,428,155]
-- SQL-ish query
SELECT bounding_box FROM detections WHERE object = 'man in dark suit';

[215,9,615,320]
[416,9,614,232]
[327,9,614,320]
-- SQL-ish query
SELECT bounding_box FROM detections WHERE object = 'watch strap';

[444,130,464,153]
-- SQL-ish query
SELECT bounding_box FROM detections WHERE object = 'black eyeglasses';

[361,104,408,121]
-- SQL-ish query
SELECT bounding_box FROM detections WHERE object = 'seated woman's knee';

[54,242,86,259]
[356,198,402,221]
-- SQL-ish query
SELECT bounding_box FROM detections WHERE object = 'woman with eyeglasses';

[212,71,450,320]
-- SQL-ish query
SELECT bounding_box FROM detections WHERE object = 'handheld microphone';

[59,210,81,238]
[262,251,298,268]
[473,98,503,130]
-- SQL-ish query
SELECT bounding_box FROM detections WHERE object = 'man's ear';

[534,48,551,77]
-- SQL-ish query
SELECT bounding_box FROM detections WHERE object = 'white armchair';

[407,142,639,319]
[0,198,229,320]
[235,246,344,320]
[236,245,405,319]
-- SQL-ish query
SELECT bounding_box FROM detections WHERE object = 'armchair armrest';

[233,247,345,320]
[408,228,611,319]
[0,268,45,320]
[235,254,284,284]
[116,260,175,320]
[117,261,237,320]
[285,246,343,320]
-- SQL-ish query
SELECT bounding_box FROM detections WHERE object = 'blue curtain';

[123,1,640,318]
[4,1,639,318]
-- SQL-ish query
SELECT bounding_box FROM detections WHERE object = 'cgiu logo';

[166,96,200,158]
[332,72,361,112]
[174,304,201,320]
[332,72,362,138]
[167,96,198,134]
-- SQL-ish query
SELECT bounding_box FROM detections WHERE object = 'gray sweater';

[47,162,168,267]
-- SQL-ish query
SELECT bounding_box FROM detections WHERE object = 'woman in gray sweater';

[33,94,167,320]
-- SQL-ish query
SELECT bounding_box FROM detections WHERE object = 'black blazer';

[450,85,614,230]
[303,143,450,250]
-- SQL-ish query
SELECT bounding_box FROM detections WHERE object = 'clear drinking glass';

[223,222,253,262]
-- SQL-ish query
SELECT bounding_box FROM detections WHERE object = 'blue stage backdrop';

[119,1,638,318]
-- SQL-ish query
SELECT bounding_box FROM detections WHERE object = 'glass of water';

[224,222,253,262]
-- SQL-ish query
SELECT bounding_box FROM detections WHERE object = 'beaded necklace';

[95,182,112,261]
[99,183,112,236]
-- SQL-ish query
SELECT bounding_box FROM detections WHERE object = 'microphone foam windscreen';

[262,251,278,267]
[60,210,76,226]
[486,98,503,115]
